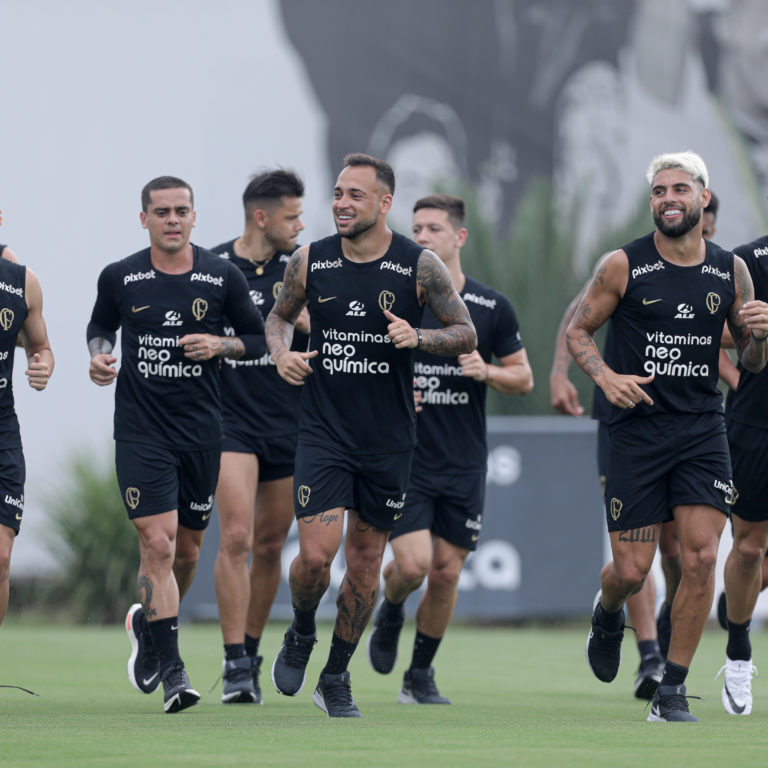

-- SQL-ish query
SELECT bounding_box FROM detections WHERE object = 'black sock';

[382,598,405,622]
[596,602,624,633]
[292,606,317,637]
[660,660,688,688]
[726,618,752,661]
[323,633,358,675]
[147,616,180,669]
[638,639,662,661]
[245,634,261,658]
[410,631,441,670]
[224,642,246,661]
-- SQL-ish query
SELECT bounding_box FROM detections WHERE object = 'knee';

[683,543,718,579]
[613,561,648,593]
[219,522,252,562]
[427,561,462,593]
[295,548,333,582]
[253,532,287,567]
[394,552,431,585]
[139,531,174,568]
[734,536,767,572]
[345,544,385,584]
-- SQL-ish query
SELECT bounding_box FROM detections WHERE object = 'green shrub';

[44,448,138,623]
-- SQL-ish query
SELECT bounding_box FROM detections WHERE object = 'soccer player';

[265,153,477,717]
[716,211,768,716]
[0,236,54,631]
[87,176,266,713]
[567,151,768,722]
[210,169,308,704]
[366,193,532,703]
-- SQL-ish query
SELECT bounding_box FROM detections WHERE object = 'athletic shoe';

[250,654,263,704]
[586,590,624,683]
[125,603,160,694]
[647,683,699,722]
[161,662,200,714]
[221,656,259,704]
[656,600,672,660]
[312,670,362,718]
[398,666,451,704]
[717,591,728,631]
[271,626,317,696]
[634,655,664,700]
[366,602,404,674]
[716,657,757,716]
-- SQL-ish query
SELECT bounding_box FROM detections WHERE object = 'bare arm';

[550,286,587,415]
[459,348,534,395]
[566,250,654,409]
[265,246,317,385]
[727,255,768,373]
[19,269,54,390]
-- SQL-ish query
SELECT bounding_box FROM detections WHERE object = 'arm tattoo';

[566,302,609,381]
[731,256,768,372]
[418,251,476,355]
[88,336,113,359]
[137,574,157,619]
[219,337,245,359]
[266,250,307,360]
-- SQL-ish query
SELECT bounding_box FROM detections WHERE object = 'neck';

[236,228,277,264]
[150,243,194,273]
[339,225,392,262]
[654,227,706,265]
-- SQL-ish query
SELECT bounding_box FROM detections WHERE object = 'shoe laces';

[283,632,316,668]
[0,684,39,696]
[322,675,354,708]
[715,660,758,694]
[163,662,186,688]
[647,687,701,714]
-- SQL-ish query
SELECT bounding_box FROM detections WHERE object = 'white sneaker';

[716,657,758,715]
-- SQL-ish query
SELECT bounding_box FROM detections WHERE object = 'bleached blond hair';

[646,151,709,189]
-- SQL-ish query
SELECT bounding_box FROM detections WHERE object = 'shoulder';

[733,236,768,263]
[462,277,509,311]
[208,239,237,258]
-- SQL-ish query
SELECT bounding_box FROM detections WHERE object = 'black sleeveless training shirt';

[299,231,423,455]
[606,232,734,425]
[0,260,27,448]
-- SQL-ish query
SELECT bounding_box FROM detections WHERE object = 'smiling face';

[332,164,391,240]
[140,187,196,253]
[650,169,710,239]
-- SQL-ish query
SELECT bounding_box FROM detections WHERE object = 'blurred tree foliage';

[454,179,651,415]
[43,449,138,623]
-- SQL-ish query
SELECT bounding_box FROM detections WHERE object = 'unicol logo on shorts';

[310,258,342,272]
[190,272,223,287]
[380,260,412,277]
[631,260,665,280]
[4,493,24,510]
[190,495,214,512]
[701,264,730,281]
[123,270,156,286]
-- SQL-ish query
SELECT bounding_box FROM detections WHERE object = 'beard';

[337,212,377,240]
[653,204,702,238]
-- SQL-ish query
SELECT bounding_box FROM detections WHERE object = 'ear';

[140,211,148,230]
[700,188,712,208]
[253,208,269,230]
[456,228,468,248]
[191,209,197,228]
[379,193,393,216]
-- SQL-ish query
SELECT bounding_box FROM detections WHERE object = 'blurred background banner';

[3,1,768,612]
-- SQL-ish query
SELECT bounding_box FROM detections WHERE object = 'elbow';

[521,371,534,395]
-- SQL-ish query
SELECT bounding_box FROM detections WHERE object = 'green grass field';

[2,619,768,767]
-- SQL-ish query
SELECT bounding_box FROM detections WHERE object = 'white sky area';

[1,0,330,574]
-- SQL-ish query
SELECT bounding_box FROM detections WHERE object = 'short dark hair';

[243,169,305,218]
[141,176,193,212]
[413,194,466,229]
[705,190,719,218]
[342,152,395,195]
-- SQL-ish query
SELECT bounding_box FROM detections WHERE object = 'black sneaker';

[647,683,699,722]
[162,662,200,714]
[271,626,317,696]
[366,602,404,674]
[398,667,451,704]
[634,655,664,700]
[125,603,160,694]
[221,656,259,704]
[312,671,361,718]
[250,654,263,704]
[717,591,728,631]
[586,591,624,683]
[656,601,672,659]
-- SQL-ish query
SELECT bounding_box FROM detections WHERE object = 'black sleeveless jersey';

[300,231,423,455]
[0,245,6,258]
[211,240,308,439]
[606,233,734,425]
[412,277,523,475]
[0,260,27,448]
[726,236,768,428]
[88,245,265,450]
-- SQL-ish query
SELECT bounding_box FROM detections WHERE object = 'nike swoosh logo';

[15,512,22,520]
[471,534,479,542]
[142,672,159,686]
[393,512,403,520]
[201,512,212,521]
[132,305,151,313]
[318,296,336,303]
[171,625,178,631]
[724,683,746,714]
[642,298,662,306]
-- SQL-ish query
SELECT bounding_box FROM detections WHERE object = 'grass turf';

[2,619,768,767]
